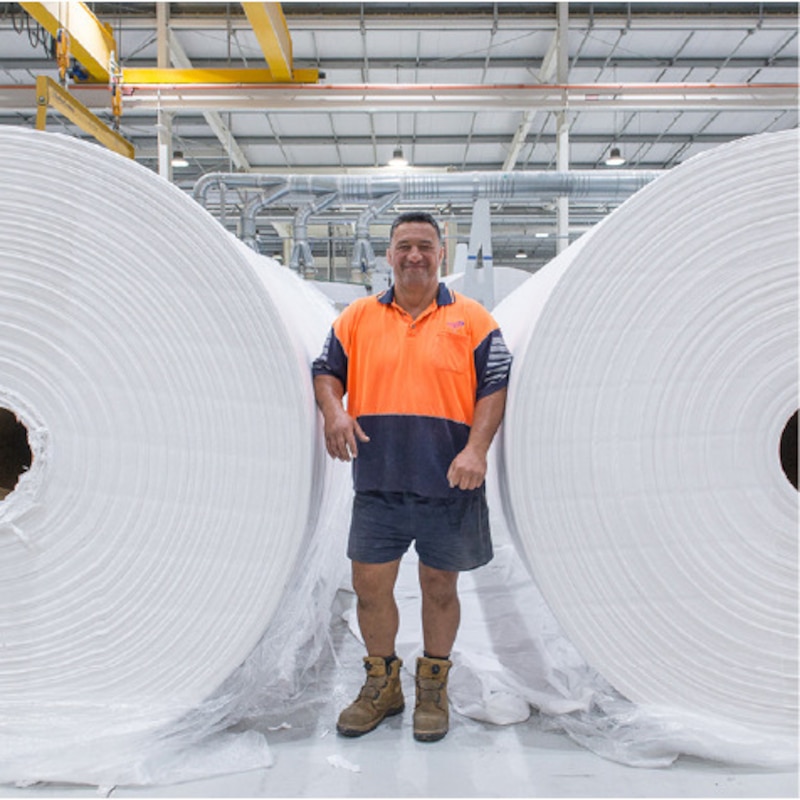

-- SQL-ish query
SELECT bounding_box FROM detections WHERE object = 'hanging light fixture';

[604,146,626,167]
[171,150,189,168]
[605,69,627,168]
[388,145,408,168]
[387,66,409,169]
[515,248,528,259]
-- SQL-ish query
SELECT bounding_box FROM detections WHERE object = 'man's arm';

[313,374,370,462]
[446,387,507,491]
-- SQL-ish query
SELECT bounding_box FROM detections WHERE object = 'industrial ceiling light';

[388,145,408,168]
[515,248,528,259]
[604,146,626,167]
[171,150,189,168]
[535,231,549,238]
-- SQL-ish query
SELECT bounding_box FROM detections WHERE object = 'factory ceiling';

[0,2,797,271]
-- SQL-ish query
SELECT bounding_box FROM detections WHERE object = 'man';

[312,211,511,742]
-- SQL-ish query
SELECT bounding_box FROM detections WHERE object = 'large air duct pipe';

[350,192,401,275]
[289,193,338,274]
[193,171,661,209]
[241,185,292,250]
[193,170,663,272]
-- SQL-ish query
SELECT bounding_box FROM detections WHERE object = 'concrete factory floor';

[0,650,795,798]
[0,547,796,799]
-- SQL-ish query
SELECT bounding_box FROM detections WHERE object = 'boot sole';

[413,729,447,743]
[336,703,405,737]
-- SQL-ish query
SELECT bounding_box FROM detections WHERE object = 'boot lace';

[417,678,443,706]
[358,673,387,702]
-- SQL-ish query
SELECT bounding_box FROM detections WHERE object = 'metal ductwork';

[241,185,292,250]
[194,170,661,207]
[289,192,338,274]
[192,170,663,271]
[351,192,401,274]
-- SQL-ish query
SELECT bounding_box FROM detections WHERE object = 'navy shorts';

[348,488,493,572]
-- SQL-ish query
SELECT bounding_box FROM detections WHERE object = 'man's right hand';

[323,409,370,462]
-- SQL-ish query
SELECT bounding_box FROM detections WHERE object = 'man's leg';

[413,562,459,742]
[352,558,402,656]
[418,562,460,656]
[337,558,404,737]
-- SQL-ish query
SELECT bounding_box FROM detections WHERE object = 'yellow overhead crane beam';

[24,1,318,88]
[240,2,295,82]
[21,1,316,163]
[35,75,134,159]
[121,67,320,85]
[20,2,115,83]
[121,3,319,85]
[22,2,132,157]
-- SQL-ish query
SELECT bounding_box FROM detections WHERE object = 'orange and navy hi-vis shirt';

[312,282,512,498]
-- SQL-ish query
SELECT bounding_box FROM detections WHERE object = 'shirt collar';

[378,282,455,307]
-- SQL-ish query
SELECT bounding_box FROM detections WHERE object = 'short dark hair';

[389,211,442,243]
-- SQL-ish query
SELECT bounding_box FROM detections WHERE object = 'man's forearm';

[313,373,346,418]
[466,387,508,456]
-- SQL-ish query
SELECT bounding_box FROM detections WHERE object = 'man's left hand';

[446,447,487,491]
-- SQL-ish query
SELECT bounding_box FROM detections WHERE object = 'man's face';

[386,221,444,293]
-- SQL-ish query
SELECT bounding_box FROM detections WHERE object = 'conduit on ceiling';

[1,81,793,113]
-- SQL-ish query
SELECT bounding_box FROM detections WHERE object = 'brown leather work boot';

[413,656,452,742]
[336,656,404,737]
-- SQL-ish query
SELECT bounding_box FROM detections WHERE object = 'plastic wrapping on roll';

[495,130,798,758]
[0,127,350,784]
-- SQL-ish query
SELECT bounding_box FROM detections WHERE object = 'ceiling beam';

[240,2,295,82]
[504,25,560,171]
[10,11,792,33]
[10,81,790,113]
[0,116,747,147]
[120,132,750,149]
[2,56,797,72]
[168,32,251,172]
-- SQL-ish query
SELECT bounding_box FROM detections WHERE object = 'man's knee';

[419,564,459,607]
[352,560,400,604]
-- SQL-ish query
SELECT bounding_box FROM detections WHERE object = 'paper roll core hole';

[779,410,798,491]
[0,408,32,500]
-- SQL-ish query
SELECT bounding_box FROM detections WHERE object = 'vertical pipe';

[156,3,172,182]
[556,1,570,254]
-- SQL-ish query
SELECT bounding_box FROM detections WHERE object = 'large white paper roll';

[497,130,798,740]
[0,127,332,751]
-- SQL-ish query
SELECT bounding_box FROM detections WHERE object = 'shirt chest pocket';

[432,330,472,373]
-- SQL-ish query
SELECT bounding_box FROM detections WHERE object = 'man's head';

[386,212,445,299]
[389,211,442,245]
